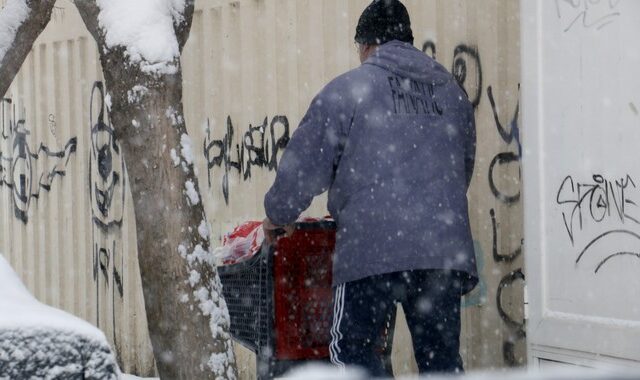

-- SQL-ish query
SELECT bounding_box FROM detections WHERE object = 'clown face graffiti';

[89,82,125,231]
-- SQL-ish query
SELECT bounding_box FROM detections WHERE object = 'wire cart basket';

[218,220,336,379]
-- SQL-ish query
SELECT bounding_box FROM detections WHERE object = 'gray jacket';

[264,40,478,291]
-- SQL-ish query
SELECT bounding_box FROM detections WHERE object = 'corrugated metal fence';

[1,0,523,377]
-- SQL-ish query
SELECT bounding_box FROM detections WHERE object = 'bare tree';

[1,1,236,378]
[0,0,56,96]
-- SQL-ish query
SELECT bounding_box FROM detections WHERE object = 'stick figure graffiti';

[11,122,33,222]
[0,98,77,223]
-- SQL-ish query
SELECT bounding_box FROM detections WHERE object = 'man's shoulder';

[323,65,370,90]
[316,65,379,105]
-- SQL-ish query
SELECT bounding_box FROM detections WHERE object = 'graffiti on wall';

[487,82,523,265]
[422,42,484,110]
[496,268,525,365]
[555,0,621,33]
[0,98,77,223]
[451,45,483,109]
[487,85,522,205]
[89,82,126,234]
[203,115,290,204]
[556,173,640,273]
[89,81,126,353]
[485,82,525,366]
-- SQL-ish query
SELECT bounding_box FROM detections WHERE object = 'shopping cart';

[218,220,336,379]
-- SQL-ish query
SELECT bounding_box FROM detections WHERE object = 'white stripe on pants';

[330,283,346,368]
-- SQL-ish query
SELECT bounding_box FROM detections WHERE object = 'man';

[263,0,478,376]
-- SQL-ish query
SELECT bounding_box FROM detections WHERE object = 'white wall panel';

[522,0,640,369]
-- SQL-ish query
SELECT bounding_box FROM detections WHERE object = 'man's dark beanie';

[355,0,414,45]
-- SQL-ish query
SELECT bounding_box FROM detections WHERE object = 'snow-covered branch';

[0,0,56,96]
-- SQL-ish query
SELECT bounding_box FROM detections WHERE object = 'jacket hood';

[364,40,451,85]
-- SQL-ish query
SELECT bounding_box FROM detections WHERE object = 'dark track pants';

[329,270,464,377]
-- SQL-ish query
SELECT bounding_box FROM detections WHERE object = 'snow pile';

[0,0,30,63]
[282,363,367,379]
[281,364,640,380]
[0,254,120,379]
[96,0,186,75]
[0,254,104,339]
[443,368,640,380]
[0,330,119,379]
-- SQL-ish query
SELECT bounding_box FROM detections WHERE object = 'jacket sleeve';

[464,102,476,190]
[264,90,347,226]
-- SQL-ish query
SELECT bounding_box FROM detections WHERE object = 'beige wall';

[1,0,523,377]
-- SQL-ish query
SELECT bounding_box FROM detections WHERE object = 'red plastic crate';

[273,222,335,361]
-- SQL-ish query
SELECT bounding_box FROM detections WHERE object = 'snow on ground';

[280,363,367,379]
[121,366,640,380]
[0,0,30,63]
[279,363,640,379]
[96,0,185,74]
[122,375,158,380]
[0,254,119,379]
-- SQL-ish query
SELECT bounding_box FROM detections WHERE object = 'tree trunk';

[74,2,236,378]
[0,0,56,96]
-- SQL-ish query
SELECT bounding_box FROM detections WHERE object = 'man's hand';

[262,218,295,245]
